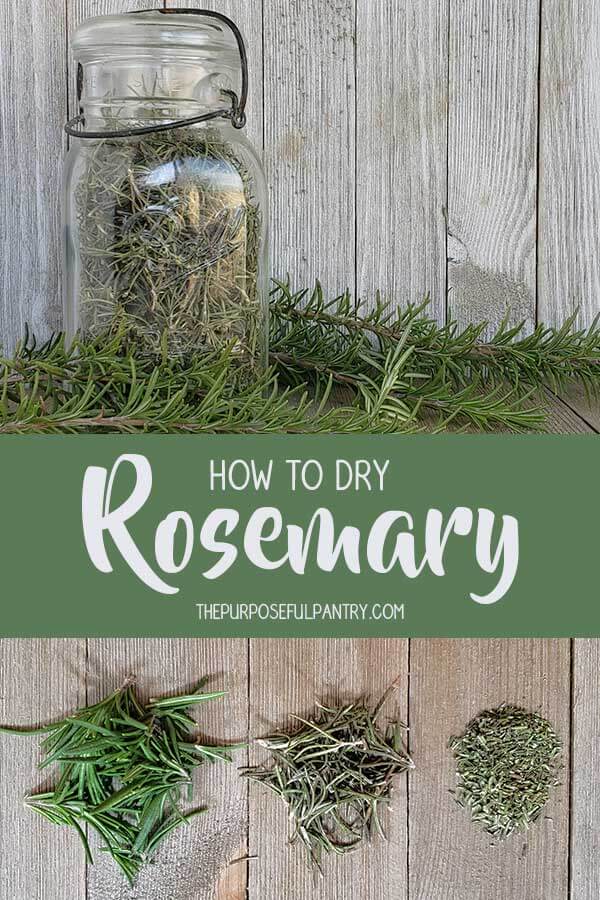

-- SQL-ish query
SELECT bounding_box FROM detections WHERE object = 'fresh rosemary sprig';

[1,281,599,433]
[242,684,414,871]
[0,677,241,885]
[449,705,562,839]
[271,281,600,395]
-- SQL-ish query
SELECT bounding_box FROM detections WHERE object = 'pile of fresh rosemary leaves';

[449,705,562,838]
[75,126,263,381]
[2,282,599,433]
[0,677,240,884]
[243,685,413,870]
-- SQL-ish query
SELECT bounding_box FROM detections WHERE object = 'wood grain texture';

[538,390,596,433]
[0,639,87,899]
[570,639,600,899]
[356,0,448,316]
[69,0,150,24]
[264,0,356,293]
[2,0,600,355]
[0,0,66,350]
[554,385,600,433]
[447,0,539,331]
[2,0,600,417]
[538,0,600,326]
[85,639,249,900]
[408,639,571,900]
[0,639,597,897]
[248,639,409,900]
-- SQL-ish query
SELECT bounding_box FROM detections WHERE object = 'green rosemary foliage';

[449,705,562,838]
[242,684,414,871]
[0,326,419,434]
[0,677,241,884]
[1,281,599,433]
[271,282,600,427]
[271,282,600,394]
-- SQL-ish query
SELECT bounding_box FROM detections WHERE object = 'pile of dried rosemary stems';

[243,689,413,870]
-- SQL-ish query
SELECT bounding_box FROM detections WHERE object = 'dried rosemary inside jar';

[72,127,263,380]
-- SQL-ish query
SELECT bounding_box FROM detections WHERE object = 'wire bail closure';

[64,8,249,139]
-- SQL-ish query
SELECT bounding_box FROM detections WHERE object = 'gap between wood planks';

[549,387,600,433]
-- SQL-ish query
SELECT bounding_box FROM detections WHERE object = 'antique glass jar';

[63,9,267,381]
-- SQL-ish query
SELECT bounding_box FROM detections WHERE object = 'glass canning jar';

[63,9,268,381]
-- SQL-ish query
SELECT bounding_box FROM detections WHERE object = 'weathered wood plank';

[0,639,87,899]
[164,0,264,152]
[356,0,448,317]
[264,1,356,293]
[69,1,150,17]
[447,0,539,331]
[3,0,600,349]
[554,387,600,433]
[408,639,571,900]
[538,1,600,327]
[69,1,151,27]
[248,639,409,900]
[0,0,66,349]
[537,390,595,433]
[86,639,249,900]
[570,639,600,899]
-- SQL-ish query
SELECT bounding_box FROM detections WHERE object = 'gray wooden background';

[0,638,599,900]
[2,0,600,345]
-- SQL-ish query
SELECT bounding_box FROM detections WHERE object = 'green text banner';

[0,435,596,637]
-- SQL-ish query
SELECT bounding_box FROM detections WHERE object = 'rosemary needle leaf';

[148,690,228,708]
[0,677,238,884]
[146,808,207,858]
[243,685,414,870]
[0,723,62,735]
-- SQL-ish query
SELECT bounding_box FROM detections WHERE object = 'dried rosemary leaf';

[242,685,414,871]
[75,126,263,382]
[449,704,562,838]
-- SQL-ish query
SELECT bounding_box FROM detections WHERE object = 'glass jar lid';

[66,10,248,139]
[72,10,240,59]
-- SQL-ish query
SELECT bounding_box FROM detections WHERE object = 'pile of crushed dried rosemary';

[449,704,562,838]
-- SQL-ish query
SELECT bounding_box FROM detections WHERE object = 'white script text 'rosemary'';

[82,454,519,604]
